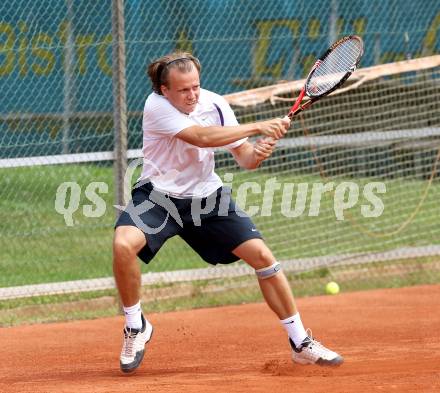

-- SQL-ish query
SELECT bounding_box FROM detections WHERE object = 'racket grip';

[282,115,291,129]
[263,117,290,143]
[264,137,275,143]
[265,116,290,142]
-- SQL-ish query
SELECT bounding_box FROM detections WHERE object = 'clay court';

[1,284,439,393]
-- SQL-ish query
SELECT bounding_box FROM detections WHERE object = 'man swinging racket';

[113,51,343,373]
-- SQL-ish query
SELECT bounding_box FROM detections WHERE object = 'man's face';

[161,65,200,114]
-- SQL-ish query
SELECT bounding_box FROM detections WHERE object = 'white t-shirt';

[140,88,246,198]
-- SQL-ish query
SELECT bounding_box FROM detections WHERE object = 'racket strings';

[307,39,363,96]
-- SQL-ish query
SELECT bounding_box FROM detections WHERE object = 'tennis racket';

[286,35,364,119]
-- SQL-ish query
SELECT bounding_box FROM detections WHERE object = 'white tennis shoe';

[120,314,154,373]
[290,330,343,366]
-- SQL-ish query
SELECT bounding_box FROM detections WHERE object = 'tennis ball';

[325,281,340,295]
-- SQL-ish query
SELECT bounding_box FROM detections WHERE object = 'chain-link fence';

[1,0,440,325]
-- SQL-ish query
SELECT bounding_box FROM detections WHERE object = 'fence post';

[112,0,128,216]
[62,0,75,154]
[112,0,128,313]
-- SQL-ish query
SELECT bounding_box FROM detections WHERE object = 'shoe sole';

[316,355,344,366]
[120,327,154,374]
[293,354,344,366]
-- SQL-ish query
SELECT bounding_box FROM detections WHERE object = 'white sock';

[123,301,143,330]
[280,313,308,348]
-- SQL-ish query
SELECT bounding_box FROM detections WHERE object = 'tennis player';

[113,51,343,373]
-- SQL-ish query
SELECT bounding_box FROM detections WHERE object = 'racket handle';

[264,116,290,142]
[282,116,291,130]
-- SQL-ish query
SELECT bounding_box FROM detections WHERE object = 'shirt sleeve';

[214,95,247,150]
[142,93,197,137]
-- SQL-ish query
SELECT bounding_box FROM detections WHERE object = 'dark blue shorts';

[115,181,262,265]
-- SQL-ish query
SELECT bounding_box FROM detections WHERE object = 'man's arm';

[230,138,277,170]
[176,118,289,148]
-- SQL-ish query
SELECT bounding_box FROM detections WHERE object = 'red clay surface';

[1,284,440,393]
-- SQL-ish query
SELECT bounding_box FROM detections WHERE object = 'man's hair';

[147,52,201,95]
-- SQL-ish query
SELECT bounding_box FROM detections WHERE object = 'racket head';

[305,35,364,99]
